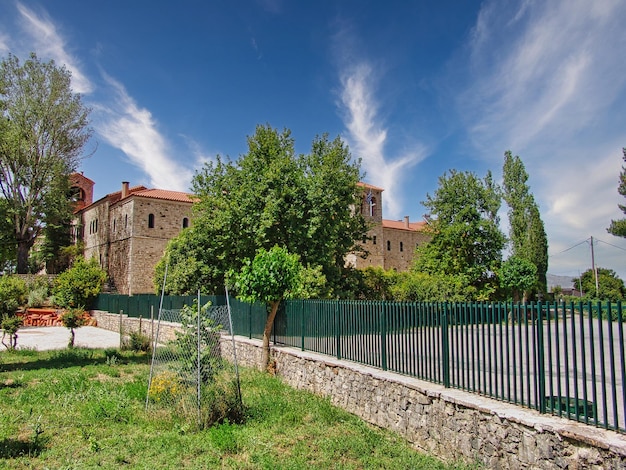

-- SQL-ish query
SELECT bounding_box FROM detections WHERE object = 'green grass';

[0,348,477,469]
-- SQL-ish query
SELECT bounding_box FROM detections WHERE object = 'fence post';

[119,309,123,349]
[335,302,341,360]
[535,301,546,413]
[301,300,305,352]
[442,302,450,388]
[248,302,252,340]
[380,301,388,371]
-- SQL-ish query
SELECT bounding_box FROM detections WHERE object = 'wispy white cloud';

[335,50,427,218]
[16,2,93,94]
[338,63,427,219]
[94,75,194,192]
[460,0,626,277]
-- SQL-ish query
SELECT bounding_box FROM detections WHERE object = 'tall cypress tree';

[502,151,548,295]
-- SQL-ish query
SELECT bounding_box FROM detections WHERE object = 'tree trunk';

[261,301,280,371]
[16,239,31,274]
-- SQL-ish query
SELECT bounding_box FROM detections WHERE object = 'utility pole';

[590,236,599,297]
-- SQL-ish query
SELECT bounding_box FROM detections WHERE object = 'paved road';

[0,326,121,351]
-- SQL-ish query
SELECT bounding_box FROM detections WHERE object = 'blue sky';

[2,0,626,282]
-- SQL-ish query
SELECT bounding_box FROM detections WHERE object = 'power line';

[549,238,590,257]
[595,237,626,252]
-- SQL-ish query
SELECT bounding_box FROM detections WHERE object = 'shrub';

[122,330,152,353]
[27,286,49,308]
[0,275,27,316]
[60,307,87,348]
[53,257,107,308]
[1,315,22,350]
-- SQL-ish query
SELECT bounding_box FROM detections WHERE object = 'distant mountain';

[547,273,575,291]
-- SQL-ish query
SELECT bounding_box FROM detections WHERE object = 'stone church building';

[71,176,429,295]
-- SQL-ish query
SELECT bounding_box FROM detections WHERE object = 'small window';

[125,214,128,228]
[182,217,189,228]
[94,219,98,233]
[400,242,404,252]
[373,236,377,245]
[148,213,155,229]
[387,240,391,251]
[113,219,116,232]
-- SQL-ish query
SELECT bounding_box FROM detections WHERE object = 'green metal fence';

[228,298,626,434]
[92,293,225,319]
[95,294,626,433]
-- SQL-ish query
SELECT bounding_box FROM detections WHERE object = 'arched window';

[373,235,377,245]
[182,217,189,228]
[400,242,404,252]
[148,213,155,229]
[387,240,391,251]
[94,219,98,233]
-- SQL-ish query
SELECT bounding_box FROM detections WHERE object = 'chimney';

[404,216,410,228]
[122,181,129,199]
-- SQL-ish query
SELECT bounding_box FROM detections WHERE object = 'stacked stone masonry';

[92,312,626,468]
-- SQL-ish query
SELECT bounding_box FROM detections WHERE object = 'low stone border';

[90,311,626,468]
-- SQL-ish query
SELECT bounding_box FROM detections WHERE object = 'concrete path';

[0,326,121,351]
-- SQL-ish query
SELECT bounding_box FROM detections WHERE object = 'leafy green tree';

[499,256,537,302]
[53,257,107,308]
[414,170,505,299]
[502,151,548,295]
[607,148,626,238]
[60,307,86,348]
[572,267,626,302]
[0,275,27,349]
[231,246,303,370]
[0,53,92,273]
[156,125,366,297]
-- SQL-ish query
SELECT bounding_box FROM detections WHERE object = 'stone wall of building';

[90,312,626,468]
[124,197,192,294]
[82,201,110,267]
[383,227,432,271]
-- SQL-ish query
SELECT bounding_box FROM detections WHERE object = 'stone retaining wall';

[91,312,626,468]
[91,310,180,344]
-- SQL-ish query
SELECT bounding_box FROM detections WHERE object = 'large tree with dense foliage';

[413,170,506,299]
[572,267,626,302]
[156,124,367,297]
[502,151,548,296]
[0,53,92,273]
[607,148,626,238]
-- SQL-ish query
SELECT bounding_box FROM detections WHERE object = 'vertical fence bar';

[597,301,608,429]
[607,301,618,430]
[380,301,387,371]
[442,302,450,388]
[546,302,555,414]
[335,302,341,360]
[536,301,546,414]
[578,300,590,424]
[618,301,626,432]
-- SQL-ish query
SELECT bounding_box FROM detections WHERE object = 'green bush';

[60,307,87,348]
[122,331,152,353]
[53,257,107,308]
[0,275,27,316]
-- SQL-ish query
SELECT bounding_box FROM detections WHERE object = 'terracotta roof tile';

[133,189,196,203]
[382,219,428,232]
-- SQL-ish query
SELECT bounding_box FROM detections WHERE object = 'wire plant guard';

[146,260,242,428]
